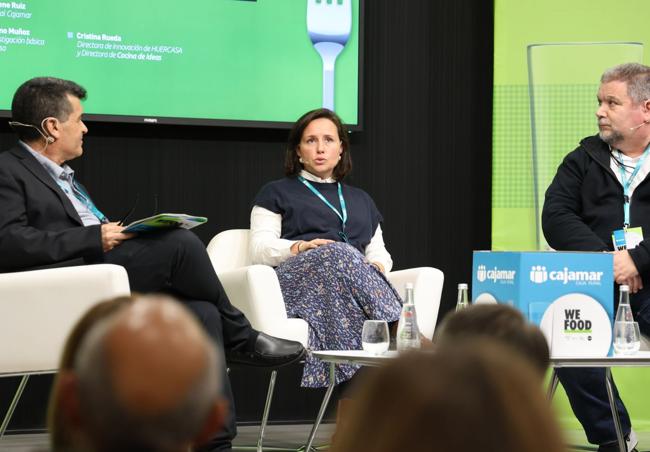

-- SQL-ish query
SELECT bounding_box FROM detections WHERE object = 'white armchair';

[206,229,444,450]
[207,229,444,340]
[207,230,308,345]
[0,264,130,437]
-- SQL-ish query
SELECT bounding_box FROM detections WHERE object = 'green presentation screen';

[0,0,361,127]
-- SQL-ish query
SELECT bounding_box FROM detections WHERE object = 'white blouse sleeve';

[249,205,299,266]
[364,224,393,273]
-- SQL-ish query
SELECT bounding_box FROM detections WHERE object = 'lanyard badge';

[298,176,349,243]
[611,145,650,249]
[617,147,650,229]
[612,227,643,251]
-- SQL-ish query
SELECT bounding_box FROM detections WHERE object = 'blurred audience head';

[48,295,134,451]
[435,303,550,376]
[53,294,226,452]
[284,108,352,180]
[331,342,565,452]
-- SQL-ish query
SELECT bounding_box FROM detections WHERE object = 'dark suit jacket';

[0,144,103,272]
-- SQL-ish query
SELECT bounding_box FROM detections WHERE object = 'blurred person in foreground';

[54,294,227,452]
[330,341,566,452]
[435,303,550,376]
[48,295,134,451]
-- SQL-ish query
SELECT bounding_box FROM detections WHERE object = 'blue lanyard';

[56,177,108,223]
[298,176,349,243]
[617,145,650,229]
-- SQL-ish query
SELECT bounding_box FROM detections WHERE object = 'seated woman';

[250,108,402,387]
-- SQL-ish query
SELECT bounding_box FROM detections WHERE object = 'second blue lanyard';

[617,145,650,228]
[56,177,108,223]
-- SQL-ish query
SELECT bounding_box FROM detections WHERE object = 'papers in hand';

[122,213,207,233]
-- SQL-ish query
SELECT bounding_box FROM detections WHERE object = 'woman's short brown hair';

[284,108,352,180]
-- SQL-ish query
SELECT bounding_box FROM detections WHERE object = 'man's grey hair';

[73,307,221,452]
[601,63,650,104]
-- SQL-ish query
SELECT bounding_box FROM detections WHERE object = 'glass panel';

[527,42,644,249]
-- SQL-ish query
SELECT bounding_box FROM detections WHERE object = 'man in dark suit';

[0,77,305,452]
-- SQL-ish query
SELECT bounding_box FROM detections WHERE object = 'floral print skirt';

[275,242,402,387]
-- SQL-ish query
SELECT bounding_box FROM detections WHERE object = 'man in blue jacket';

[543,62,650,452]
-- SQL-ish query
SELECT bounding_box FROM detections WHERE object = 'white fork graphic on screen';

[307,0,352,111]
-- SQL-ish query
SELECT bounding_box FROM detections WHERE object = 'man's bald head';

[72,295,224,452]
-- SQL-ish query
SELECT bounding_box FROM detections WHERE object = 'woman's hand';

[370,261,385,273]
[291,238,335,255]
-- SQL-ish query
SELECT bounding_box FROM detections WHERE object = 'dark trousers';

[558,294,650,445]
[557,367,631,444]
[105,228,254,451]
[186,301,238,451]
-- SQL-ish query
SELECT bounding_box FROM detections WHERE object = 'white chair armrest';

[0,264,130,374]
[217,265,309,345]
[387,267,444,339]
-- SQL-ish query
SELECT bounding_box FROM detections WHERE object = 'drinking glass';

[362,320,389,355]
[613,321,641,355]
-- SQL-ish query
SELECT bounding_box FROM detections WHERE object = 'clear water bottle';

[613,285,641,355]
[455,283,469,311]
[397,283,421,351]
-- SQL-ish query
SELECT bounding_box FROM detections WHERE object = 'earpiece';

[8,121,55,145]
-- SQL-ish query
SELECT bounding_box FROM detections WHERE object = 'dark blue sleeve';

[365,195,384,250]
[252,180,285,215]
[368,193,383,236]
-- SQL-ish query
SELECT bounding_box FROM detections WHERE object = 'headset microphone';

[630,120,649,131]
[8,121,55,145]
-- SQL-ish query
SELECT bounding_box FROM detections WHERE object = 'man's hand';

[101,222,134,252]
[624,275,644,294]
[613,250,640,284]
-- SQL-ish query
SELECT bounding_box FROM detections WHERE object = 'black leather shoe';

[597,445,637,452]
[597,441,637,452]
[597,430,638,452]
[226,332,306,368]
